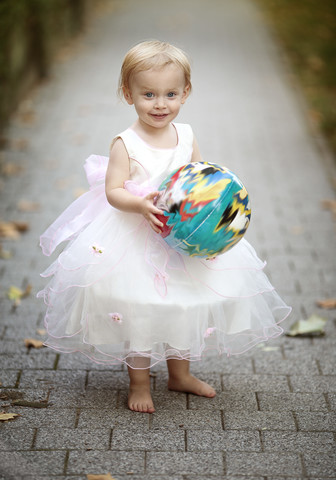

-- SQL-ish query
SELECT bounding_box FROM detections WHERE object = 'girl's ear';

[181,85,190,104]
[123,87,133,105]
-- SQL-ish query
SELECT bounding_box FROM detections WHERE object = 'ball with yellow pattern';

[156,162,251,258]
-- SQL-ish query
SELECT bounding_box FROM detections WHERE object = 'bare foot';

[128,385,155,413]
[168,374,216,398]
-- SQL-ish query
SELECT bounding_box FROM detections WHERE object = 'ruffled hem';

[38,154,292,369]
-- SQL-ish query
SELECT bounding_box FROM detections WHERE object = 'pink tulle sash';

[40,155,156,257]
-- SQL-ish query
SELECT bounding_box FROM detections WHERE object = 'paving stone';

[187,429,261,452]
[289,374,336,393]
[111,427,185,451]
[262,431,335,453]
[296,411,336,431]
[151,410,222,430]
[0,427,34,450]
[0,340,27,354]
[57,351,125,371]
[188,391,258,411]
[87,370,132,390]
[0,351,57,370]
[66,451,145,475]
[18,369,87,391]
[257,392,329,412]
[226,452,302,476]
[77,407,150,429]
[146,452,224,475]
[47,386,88,408]
[319,355,336,375]
[190,352,254,374]
[221,374,290,393]
[254,356,319,375]
[34,427,110,450]
[0,477,87,480]
[146,390,187,410]
[0,451,66,477]
[303,453,336,477]
[224,411,296,431]
[1,407,77,428]
[0,371,19,388]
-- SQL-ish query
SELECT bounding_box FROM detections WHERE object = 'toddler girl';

[38,40,291,413]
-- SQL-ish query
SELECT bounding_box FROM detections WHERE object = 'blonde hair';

[118,40,192,98]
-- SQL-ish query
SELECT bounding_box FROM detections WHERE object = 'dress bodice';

[114,123,194,188]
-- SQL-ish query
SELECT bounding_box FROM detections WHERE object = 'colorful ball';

[156,162,251,258]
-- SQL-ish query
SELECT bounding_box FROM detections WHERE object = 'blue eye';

[167,92,176,98]
[145,92,154,98]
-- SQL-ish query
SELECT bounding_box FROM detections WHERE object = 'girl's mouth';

[151,114,168,120]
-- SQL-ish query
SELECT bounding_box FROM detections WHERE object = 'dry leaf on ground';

[0,245,12,259]
[1,163,25,176]
[0,412,20,422]
[0,221,29,239]
[321,199,336,217]
[36,328,47,336]
[10,138,30,151]
[7,284,32,306]
[316,298,336,310]
[286,314,327,337]
[24,338,44,349]
[17,200,41,212]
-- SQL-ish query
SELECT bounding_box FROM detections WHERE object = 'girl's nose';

[155,97,166,109]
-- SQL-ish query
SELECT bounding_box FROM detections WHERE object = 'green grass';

[255,0,336,156]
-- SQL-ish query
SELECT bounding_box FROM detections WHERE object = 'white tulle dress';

[38,123,291,368]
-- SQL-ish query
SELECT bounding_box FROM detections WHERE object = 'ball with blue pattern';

[156,162,251,258]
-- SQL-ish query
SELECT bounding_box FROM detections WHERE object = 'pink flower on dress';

[108,312,123,324]
[92,245,104,255]
[204,327,216,338]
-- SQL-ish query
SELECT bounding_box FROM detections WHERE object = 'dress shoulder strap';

[110,128,138,159]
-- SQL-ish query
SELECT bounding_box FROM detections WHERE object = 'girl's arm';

[105,139,164,233]
[191,136,204,163]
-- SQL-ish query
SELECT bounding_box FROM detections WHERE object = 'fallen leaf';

[36,328,47,336]
[0,412,20,422]
[10,138,29,151]
[321,199,336,217]
[316,299,336,310]
[7,284,32,306]
[286,314,327,337]
[24,338,44,349]
[261,346,280,352]
[0,391,24,401]
[0,222,20,239]
[0,245,12,259]
[1,163,25,176]
[87,474,117,480]
[0,221,29,238]
[7,286,24,304]
[17,200,41,212]
[12,221,29,232]
[11,399,49,408]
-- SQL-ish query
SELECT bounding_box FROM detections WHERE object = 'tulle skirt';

[38,197,291,369]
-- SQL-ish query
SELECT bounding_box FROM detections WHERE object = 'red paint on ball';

[156,214,172,238]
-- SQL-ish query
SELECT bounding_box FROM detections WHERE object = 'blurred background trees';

[256,0,336,156]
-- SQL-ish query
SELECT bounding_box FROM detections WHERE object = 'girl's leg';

[127,356,155,413]
[166,359,216,397]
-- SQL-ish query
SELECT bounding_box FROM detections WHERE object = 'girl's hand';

[139,191,164,233]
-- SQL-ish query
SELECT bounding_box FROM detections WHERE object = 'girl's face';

[124,64,190,130]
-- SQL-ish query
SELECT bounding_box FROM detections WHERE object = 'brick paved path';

[1,1,335,478]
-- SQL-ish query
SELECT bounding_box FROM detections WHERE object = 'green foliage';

[0,0,87,131]
[256,0,336,155]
